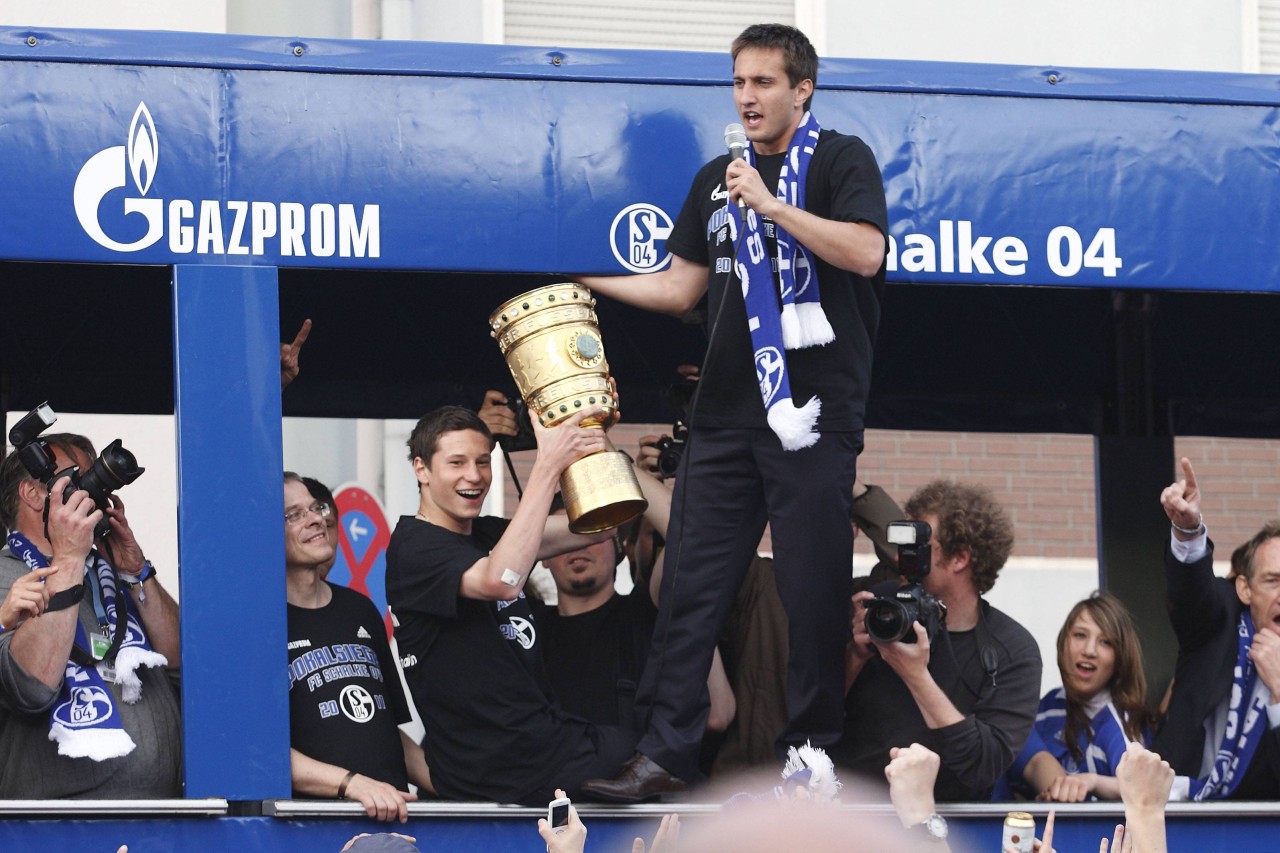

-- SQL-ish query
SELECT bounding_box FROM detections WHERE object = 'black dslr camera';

[653,422,688,478]
[8,402,145,537]
[494,397,535,450]
[497,397,537,453]
[864,520,946,645]
[650,376,697,479]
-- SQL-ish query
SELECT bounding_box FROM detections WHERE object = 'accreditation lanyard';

[70,562,128,667]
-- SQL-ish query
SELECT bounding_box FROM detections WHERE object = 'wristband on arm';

[337,769,357,799]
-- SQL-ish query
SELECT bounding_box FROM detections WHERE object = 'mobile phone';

[548,796,571,833]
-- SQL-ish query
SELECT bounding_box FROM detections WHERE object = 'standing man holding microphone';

[577,23,888,801]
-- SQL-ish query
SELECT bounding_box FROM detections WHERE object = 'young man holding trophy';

[384,398,663,805]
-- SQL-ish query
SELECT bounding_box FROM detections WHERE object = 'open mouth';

[457,489,483,501]
[1074,661,1097,677]
[742,111,763,130]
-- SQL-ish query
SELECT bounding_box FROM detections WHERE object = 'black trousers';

[634,426,858,781]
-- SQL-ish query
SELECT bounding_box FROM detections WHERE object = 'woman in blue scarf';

[995,591,1153,801]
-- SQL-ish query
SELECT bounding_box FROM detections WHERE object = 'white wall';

[1,0,1254,74]
[826,0,1245,71]
[0,1,227,32]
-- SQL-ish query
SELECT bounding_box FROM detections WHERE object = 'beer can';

[1002,811,1035,853]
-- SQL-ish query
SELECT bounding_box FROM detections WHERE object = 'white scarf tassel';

[766,397,821,451]
[793,301,836,347]
[50,724,137,761]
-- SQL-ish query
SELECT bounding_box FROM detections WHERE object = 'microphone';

[724,122,748,211]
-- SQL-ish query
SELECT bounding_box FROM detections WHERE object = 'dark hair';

[406,406,494,464]
[731,24,819,111]
[1057,592,1152,761]
[1232,521,1280,582]
[302,476,337,513]
[903,479,1013,595]
[0,433,97,531]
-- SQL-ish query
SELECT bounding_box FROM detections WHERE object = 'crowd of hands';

[527,737,1172,850]
[519,741,1176,853]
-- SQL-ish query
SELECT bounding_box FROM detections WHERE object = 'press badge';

[90,632,111,660]
[96,658,117,683]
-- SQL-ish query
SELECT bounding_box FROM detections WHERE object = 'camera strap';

[76,560,130,666]
[501,446,524,500]
[974,602,1000,688]
[45,579,88,614]
[939,601,1000,701]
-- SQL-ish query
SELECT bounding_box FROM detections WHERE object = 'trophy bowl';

[489,283,647,533]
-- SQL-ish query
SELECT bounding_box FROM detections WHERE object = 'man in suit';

[1157,457,1280,799]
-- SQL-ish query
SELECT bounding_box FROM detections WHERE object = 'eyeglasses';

[285,502,332,525]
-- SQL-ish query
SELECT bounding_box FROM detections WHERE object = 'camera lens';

[77,439,145,506]
[865,599,910,644]
[657,447,681,477]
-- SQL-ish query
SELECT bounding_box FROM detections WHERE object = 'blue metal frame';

[173,265,290,799]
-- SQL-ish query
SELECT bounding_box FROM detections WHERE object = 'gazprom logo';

[610,202,672,274]
[73,102,380,258]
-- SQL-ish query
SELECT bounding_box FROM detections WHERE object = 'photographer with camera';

[834,479,1040,802]
[0,423,180,798]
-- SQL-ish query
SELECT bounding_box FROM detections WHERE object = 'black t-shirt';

[664,129,888,432]
[531,591,657,727]
[384,515,593,803]
[287,583,411,792]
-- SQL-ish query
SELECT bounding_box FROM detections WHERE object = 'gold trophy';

[489,284,647,533]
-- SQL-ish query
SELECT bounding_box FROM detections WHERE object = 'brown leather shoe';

[580,752,690,803]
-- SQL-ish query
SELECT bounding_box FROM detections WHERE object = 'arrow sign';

[328,484,394,642]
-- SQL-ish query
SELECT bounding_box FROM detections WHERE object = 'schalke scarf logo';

[55,684,115,729]
[755,347,785,406]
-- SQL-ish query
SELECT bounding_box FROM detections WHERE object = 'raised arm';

[458,408,607,600]
[1115,742,1173,853]
[1160,456,1203,542]
[7,478,100,690]
[575,253,709,317]
[100,493,180,663]
[726,158,885,277]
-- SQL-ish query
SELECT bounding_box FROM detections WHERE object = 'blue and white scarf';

[6,532,167,761]
[1190,611,1268,800]
[1038,687,1135,775]
[731,111,830,451]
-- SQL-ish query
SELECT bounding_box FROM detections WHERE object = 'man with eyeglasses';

[284,472,433,823]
